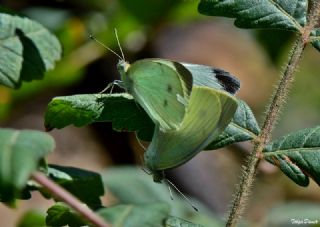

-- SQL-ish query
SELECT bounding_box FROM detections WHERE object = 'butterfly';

[91,32,239,132]
[91,32,240,211]
[91,32,240,174]
[116,58,240,132]
[144,85,238,183]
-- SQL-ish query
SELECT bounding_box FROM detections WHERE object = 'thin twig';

[226,2,320,226]
[31,172,110,227]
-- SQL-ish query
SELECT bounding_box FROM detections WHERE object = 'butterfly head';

[152,170,165,183]
[117,60,130,74]
[141,165,164,183]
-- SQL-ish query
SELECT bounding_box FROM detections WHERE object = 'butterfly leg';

[99,80,125,94]
[113,80,125,89]
[99,81,115,94]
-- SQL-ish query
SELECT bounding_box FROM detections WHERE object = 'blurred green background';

[0,0,320,226]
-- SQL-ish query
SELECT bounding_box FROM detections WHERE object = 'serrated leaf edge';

[263,126,320,157]
[269,0,304,32]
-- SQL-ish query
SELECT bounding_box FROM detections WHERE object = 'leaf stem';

[31,172,110,227]
[226,2,320,226]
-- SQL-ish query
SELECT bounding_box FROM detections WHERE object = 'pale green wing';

[125,59,193,131]
[144,86,238,170]
[181,62,240,95]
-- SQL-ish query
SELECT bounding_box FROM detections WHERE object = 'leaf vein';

[229,122,257,139]
[264,147,320,157]
[0,66,17,86]
[268,0,302,31]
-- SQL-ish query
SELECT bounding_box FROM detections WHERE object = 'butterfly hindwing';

[125,59,193,131]
[144,86,238,170]
[181,62,240,95]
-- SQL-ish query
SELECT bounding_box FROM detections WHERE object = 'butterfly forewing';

[126,59,193,131]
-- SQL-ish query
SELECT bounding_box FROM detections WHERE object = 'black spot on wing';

[213,69,240,94]
[163,99,168,107]
[167,84,172,93]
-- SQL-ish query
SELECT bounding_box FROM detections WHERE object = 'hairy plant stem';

[226,3,320,226]
[31,172,110,227]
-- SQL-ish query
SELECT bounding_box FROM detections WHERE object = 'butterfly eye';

[116,61,124,71]
[117,60,129,73]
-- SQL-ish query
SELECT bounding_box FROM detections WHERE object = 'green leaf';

[0,13,61,88]
[263,126,320,187]
[310,28,320,52]
[165,216,203,227]
[18,159,49,201]
[205,100,260,150]
[47,164,104,209]
[104,167,173,205]
[0,128,54,202]
[17,210,46,227]
[103,166,223,227]
[44,93,154,141]
[97,203,170,227]
[46,202,87,227]
[198,0,307,32]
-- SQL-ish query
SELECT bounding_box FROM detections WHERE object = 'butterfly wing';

[181,62,240,95]
[125,59,193,131]
[144,86,238,170]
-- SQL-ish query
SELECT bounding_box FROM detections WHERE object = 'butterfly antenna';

[167,184,174,200]
[89,34,123,60]
[165,179,199,212]
[140,164,153,176]
[114,28,125,61]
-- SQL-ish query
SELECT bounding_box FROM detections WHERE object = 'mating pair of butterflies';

[116,58,240,182]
